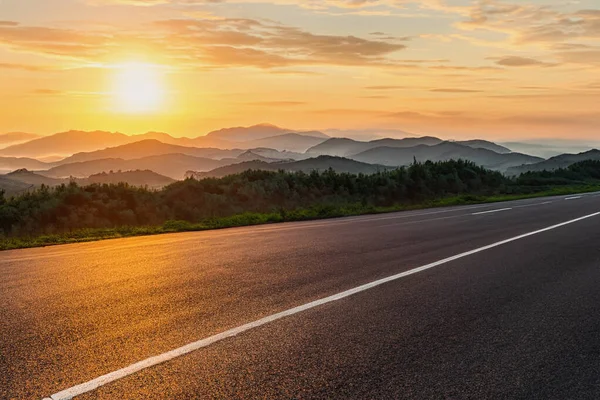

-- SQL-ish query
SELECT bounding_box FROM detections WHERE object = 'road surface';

[2,193,600,399]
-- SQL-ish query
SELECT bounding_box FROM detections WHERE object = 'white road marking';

[472,208,513,215]
[513,201,553,209]
[565,196,582,200]
[44,211,600,400]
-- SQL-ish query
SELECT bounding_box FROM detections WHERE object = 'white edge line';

[472,208,512,215]
[565,196,583,200]
[46,211,600,400]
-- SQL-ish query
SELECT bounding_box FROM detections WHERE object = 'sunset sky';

[0,0,598,140]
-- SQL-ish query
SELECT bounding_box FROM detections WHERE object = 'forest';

[1,159,600,247]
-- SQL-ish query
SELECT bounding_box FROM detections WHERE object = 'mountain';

[0,130,134,158]
[350,142,543,171]
[188,156,390,179]
[0,169,66,197]
[0,132,42,148]
[506,149,600,175]
[57,140,244,165]
[205,123,291,141]
[245,148,308,161]
[206,124,328,142]
[457,140,511,154]
[0,176,33,197]
[5,169,65,186]
[236,150,283,163]
[324,128,415,141]
[244,133,328,152]
[501,141,597,159]
[81,170,175,188]
[42,153,234,180]
[0,156,50,174]
[307,136,443,157]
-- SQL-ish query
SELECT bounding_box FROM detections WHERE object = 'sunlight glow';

[112,62,164,114]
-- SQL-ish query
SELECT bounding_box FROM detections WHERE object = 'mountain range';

[506,149,600,175]
[349,142,542,171]
[188,156,390,179]
[1,123,600,197]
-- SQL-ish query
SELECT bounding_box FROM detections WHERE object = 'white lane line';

[472,208,513,216]
[565,196,582,200]
[514,201,553,209]
[44,211,600,400]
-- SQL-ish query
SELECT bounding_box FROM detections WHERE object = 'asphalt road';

[2,193,600,399]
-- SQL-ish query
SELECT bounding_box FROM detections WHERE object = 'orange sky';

[0,0,598,140]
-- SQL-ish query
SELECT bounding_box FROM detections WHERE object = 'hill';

[307,137,444,157]
[206,123,328,142]
[0,132,41,148]
[0,156,50,174]
[206,123,291,141]
[188,156,390,179]
[502,141,597,159]
[57,140,244,165]
[0,176,34,197]
[506,149,600,175]
[0,169,66,197]
[81,170,175,188]
[42,153,232,180]
[456,140,511,154]
[0,130,135,158]
[244,133,328,152]
[5,169,65,186]
[244,148,308,161]
[350,142,542,171]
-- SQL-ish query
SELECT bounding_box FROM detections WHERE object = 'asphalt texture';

[2,193,600,399]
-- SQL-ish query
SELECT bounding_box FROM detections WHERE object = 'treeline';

[0,159,598,238]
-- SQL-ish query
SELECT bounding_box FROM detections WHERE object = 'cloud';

[493,56,555,67]
[245,101,306,106]
[0,17,407,69]
[430,88,483,93]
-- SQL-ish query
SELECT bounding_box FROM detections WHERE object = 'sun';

[112,62,164,114]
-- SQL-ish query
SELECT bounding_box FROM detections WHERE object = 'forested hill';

[2,159,600,247]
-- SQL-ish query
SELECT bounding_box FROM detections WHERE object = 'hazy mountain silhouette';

[0,130,135,158]
[307,137,444,157]
[243,133,328,152]
[506,149,600,175]
[236,150,284,163]
[5,169,65,186]
[82,170,175,188]
[0,132,41,148]
[502,141,598,159]
[456,140,511,154]
[0,156,50,173]
[350,142,542,171]
[206,123,328,142]
[0,175,35,197]
[244,148,309,161]
[188,156,390,179]
[57,140,244,165]
[0,169,65,197]
[43,153,233,180]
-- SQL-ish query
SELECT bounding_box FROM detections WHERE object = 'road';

[2,193,600,399]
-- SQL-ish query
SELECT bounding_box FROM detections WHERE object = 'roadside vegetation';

[2,159,600,250]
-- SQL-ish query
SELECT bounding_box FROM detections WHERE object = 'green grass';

[2,184,600,251]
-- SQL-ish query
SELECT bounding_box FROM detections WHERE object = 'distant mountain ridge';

[59,140,244,165]
[0,132,42,149]
[307,137,444,157]
[350,142,542,172]
[187,156,390,179]
[506,149,600,175]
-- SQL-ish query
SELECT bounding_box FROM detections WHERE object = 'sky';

[0,0,598,140]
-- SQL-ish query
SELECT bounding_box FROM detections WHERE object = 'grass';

[2,184,600,251]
